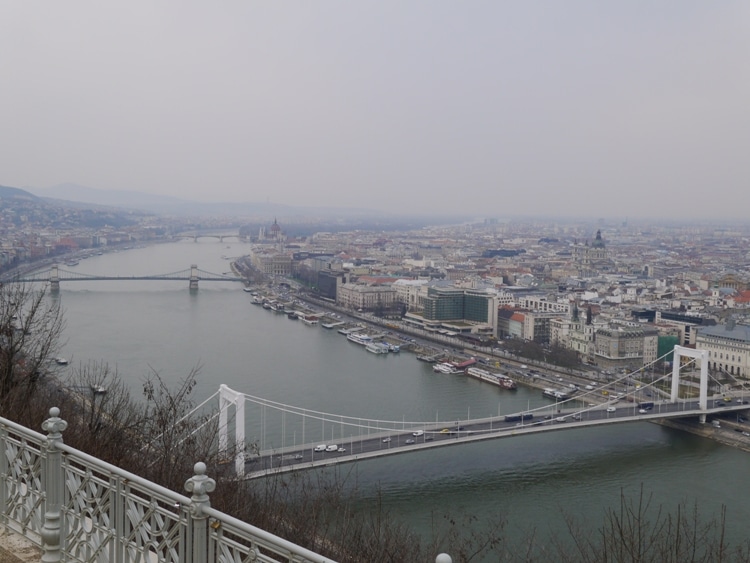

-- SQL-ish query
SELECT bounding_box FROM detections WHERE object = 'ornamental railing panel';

[0,408,336,563]
[0,422,46,544]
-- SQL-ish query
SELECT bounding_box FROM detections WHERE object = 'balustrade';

[0,407,336,562]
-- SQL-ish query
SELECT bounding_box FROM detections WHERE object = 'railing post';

[185,462,216,563]
[41,407,68,563]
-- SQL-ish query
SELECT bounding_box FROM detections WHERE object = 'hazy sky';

[1,2,749,218]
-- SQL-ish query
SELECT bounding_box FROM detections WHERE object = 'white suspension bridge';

[179,346,749,480]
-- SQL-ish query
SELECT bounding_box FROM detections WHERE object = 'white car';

[606,406,616,413]
[412,430,424,437]
[313,444,327,452]
[337,447,346,453]
[639,408,648,414]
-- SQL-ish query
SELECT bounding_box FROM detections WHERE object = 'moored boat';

[466,367,516,389]
[347,333,374,345]
[543,388,571,400]
[365,342,390,354]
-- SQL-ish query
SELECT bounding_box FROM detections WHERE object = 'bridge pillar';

[219,384,246,477]
[49,264,60,293]
[671,345,709,421]
[189,264,199,291]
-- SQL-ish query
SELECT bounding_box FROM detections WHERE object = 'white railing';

[0,407,336,562]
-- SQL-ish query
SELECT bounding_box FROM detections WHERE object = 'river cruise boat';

[433,362,462,374]
[365,342,390,354]
[466,367,517,390]
[346,333,374,345]
[543,388,571,401]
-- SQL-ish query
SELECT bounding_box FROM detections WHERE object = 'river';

[50,240,750,553]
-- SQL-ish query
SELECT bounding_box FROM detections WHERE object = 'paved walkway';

[0,533,40,562]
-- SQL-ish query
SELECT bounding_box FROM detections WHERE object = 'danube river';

[49,240,750,550]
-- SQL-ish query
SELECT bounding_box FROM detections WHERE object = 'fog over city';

[1,2,749,219]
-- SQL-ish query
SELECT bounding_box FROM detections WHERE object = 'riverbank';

[245,281,750,455]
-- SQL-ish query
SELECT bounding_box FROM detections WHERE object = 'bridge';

[206,346,750,479]
[171,230,244,243]
[7,264,244,291]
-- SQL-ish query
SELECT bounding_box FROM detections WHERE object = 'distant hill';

[29,183,185,210]
[27,183,382,218]
[0,185,42,202]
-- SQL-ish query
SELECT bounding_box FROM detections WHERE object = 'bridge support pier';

[671,345,708,421]
[189,264,199,291]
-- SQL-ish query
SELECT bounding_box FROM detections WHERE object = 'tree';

[0,281,64,422]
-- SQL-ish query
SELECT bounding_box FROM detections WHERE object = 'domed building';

[573,229,611,277]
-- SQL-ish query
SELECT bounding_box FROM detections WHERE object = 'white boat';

[466,367,516,389]
[347,333,373,345]
[365,342,390,354]
[433,362,461,374]
[55,357,69,366]
[543,388,571,400]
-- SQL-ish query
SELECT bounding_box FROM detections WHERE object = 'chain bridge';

[202,346,750,480]
[7,264,243,291]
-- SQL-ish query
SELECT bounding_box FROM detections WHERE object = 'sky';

[1,2,749,219]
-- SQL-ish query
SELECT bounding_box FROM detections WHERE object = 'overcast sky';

[1,2,748,219]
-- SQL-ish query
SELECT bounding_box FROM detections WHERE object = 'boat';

[388,344,400,353]
[466,367,516,390]
[433,362,462,374]
[65,260,79,267]
[55,357,69,366]
[365,342,390,354]
[346,333,374,345]
[301,316,319,325]
[543,388,571,401]
[243,287,254,293]
[251,296,264,305]
[417,353,442,363]
[287,312,298,320]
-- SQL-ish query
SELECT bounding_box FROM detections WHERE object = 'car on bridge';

[606,406,616,413]
[412,430,424,437]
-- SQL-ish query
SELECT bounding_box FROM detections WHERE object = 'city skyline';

[1,2,749,219]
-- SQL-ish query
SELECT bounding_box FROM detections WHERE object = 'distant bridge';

[7,264,244,291]
[172,231,244,242]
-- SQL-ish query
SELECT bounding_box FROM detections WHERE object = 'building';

[572,230,610,277]
[336,283,397,312]
[696,319,750,377]
[593,325,659,370]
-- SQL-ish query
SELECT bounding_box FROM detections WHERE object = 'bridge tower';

[219,384,246,477]
[671,345,709,423]
[49,264,60,293]
[189,264,199,291]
